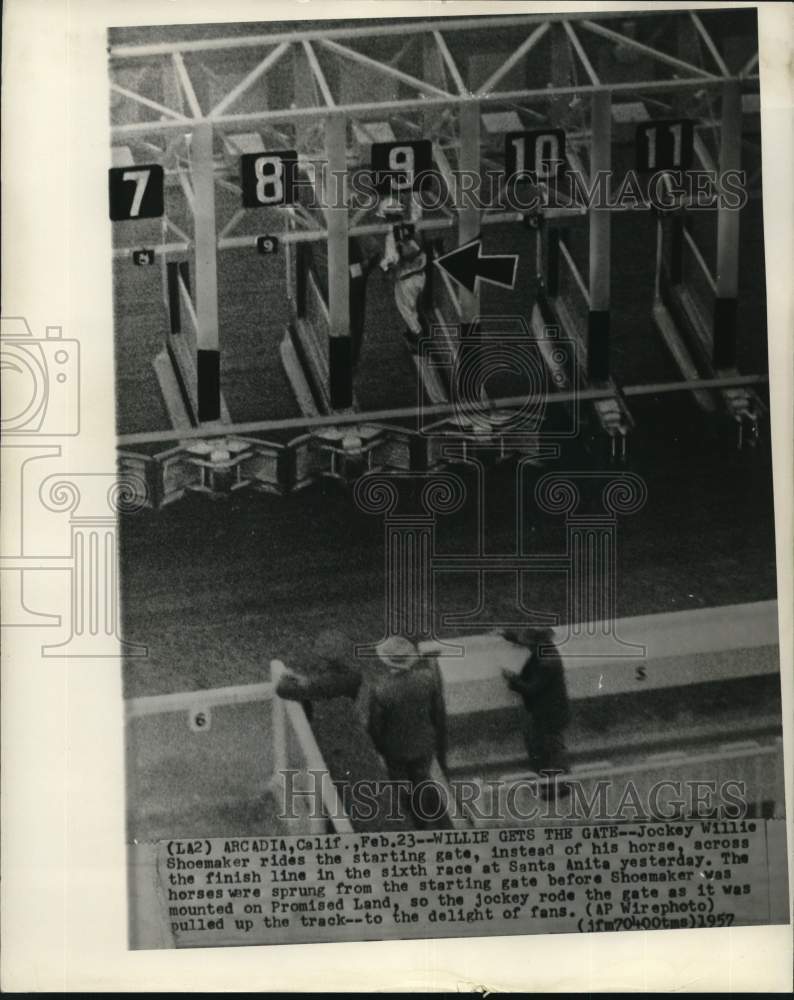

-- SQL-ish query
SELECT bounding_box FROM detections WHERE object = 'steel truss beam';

[110,13,758,140]
[740,52,759,77]
[433,31,466,96]
[302,40,335,107]
[563,21,599,87]
[689,11,730,78]
[109,12,763,434]
[172,52,203,118]
[112,74,758,141]
[108,11,673,59]
[579,20,717,79]
[317,37,453,99]
[209,42,290,118]
[111,83,189,122]
[475,23,550,96]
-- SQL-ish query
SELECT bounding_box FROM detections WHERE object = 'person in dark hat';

[499,626,571,796]
[275,628,362,722]
[366,635,449,827]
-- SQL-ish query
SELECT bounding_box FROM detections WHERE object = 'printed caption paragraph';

[142,820,789,948]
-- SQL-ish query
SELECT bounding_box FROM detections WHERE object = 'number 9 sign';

[371,140,432,193]
[256,235,279,255]
[241,149,297,207]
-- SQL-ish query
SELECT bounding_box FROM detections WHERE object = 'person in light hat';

[498,625,571,796]
[374,634,420,670]
[365,634,449,828]
[377,185,428,354]
[275,628,362,723]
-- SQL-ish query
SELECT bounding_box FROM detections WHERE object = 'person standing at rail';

[366,635,449,828]
[275,628,363,723]
[377,188,428,354]
[499,626,572,798]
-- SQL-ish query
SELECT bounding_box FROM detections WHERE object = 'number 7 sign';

[108,164,164,221]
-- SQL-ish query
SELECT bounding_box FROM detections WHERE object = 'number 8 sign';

[241,149,297,207]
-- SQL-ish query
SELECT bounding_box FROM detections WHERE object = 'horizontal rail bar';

[430,600,780,715]
[117,374,768,448]
[126,681,275,718]
[108,11,672,59]
[111,195,727,258]
[113,242,189,260]
[110,74,758,139]
[112,206,587,257]
[564,741,779,782]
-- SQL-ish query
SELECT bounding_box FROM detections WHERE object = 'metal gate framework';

[110,11,763,503]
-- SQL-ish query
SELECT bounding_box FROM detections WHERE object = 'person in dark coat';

[275,628,362,722]
[499,626,571,796]
[366,635,449,827]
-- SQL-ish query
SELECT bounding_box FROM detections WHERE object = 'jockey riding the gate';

[378,186,427,354]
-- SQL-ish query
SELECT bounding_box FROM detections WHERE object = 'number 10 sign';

[505,130,566,182]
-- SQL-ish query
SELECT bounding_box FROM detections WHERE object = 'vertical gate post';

[588,91,612,384]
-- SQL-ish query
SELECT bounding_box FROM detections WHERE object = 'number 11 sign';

[635,120,694,173]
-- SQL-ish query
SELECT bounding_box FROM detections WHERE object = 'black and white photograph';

[93,1,793,955]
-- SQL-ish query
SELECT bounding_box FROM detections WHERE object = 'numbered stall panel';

[132,249,156,266]
[240,149,298,207]
[256,235,280,255]
[635,119,694,173]
[109,164,165,221]
[505,129,567,182]
[371,139,432,192]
